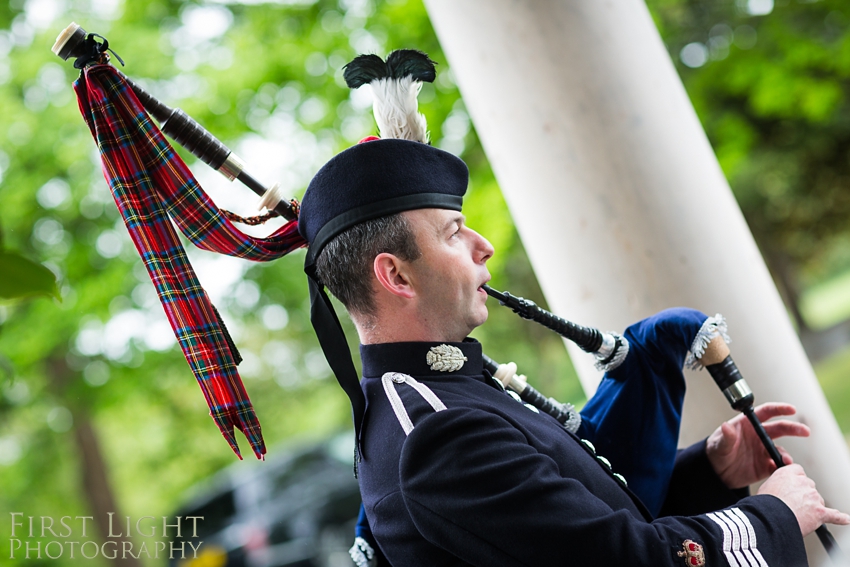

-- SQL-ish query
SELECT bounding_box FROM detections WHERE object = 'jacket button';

[580,439,596,454]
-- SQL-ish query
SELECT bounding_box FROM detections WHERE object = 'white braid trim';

[707,508,769,567]
[381,372,447,436]
[685,314,731,370]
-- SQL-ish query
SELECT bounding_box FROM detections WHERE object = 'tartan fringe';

[74,64,306,459]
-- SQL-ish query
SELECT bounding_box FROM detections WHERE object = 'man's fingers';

[778,463,806,476]
[823,508,850,526]
[717,421,736,451]
[763,446,793,469]
[753,402,797,421]
[776,446,794,466]
[761,420,810,440]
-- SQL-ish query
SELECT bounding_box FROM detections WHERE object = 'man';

[296,52,849,566]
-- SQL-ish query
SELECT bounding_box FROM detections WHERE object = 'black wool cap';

[299,138,468,268]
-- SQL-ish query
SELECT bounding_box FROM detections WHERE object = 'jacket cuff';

[718,494,808,567]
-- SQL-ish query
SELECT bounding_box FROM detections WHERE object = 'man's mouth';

[478,278,491,294]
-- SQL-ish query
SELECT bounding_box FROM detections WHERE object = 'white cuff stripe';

[722,510,760,567]
[708,512,742,567]
[726,512,758,567]
[719,512,749,566]
[730,508,769,567]
[707,508,770,567]
[382,372,447,436]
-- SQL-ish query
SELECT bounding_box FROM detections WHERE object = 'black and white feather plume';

[343,50,437,143]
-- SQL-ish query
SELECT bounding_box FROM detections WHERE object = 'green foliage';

[814,342,850,435]
[0,249,59,299]
[647,0,850,324]
[800,266,850,329]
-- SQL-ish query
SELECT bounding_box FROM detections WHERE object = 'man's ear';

[373,252,415,299]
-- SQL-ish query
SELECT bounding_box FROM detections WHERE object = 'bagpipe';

[480,284,844,561]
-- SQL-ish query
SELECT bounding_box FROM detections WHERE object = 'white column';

[425,0,849,557]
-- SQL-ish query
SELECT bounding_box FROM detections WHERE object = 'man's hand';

[705,403,809,489]
[758,464,850,536]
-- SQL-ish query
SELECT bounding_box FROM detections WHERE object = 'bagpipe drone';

[52,23,843,562]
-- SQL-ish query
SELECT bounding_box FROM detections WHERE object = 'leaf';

[0,250,59,300]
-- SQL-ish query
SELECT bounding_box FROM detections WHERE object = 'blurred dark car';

[169,432,361,567]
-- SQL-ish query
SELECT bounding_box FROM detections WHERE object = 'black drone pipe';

[481,354,576,429]
[482,285,626,367]
[483,285,603,351]
[705,356,843,560]
[51,22,298,221]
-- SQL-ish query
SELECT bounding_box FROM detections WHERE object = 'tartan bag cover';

[74,64,307,459]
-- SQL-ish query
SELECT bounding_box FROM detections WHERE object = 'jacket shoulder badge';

[426,344,467,372]
[677,540,705,566]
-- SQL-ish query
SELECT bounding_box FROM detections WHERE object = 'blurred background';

[1,0,849,565]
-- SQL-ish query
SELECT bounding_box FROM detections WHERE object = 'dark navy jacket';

[357,340,807,566]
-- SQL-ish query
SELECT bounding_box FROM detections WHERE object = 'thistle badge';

[426,345,467,372]
[677,540,705,566]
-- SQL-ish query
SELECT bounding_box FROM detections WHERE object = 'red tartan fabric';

[74,64,307,459]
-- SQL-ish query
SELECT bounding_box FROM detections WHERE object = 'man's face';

[402,208,494,342]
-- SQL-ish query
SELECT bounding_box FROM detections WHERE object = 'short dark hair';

[314,213,421,316]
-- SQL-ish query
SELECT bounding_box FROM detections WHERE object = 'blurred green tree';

[0,219,59,301]
[647,0,850,331]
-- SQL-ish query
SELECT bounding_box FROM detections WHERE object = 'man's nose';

[473,230,494,263]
